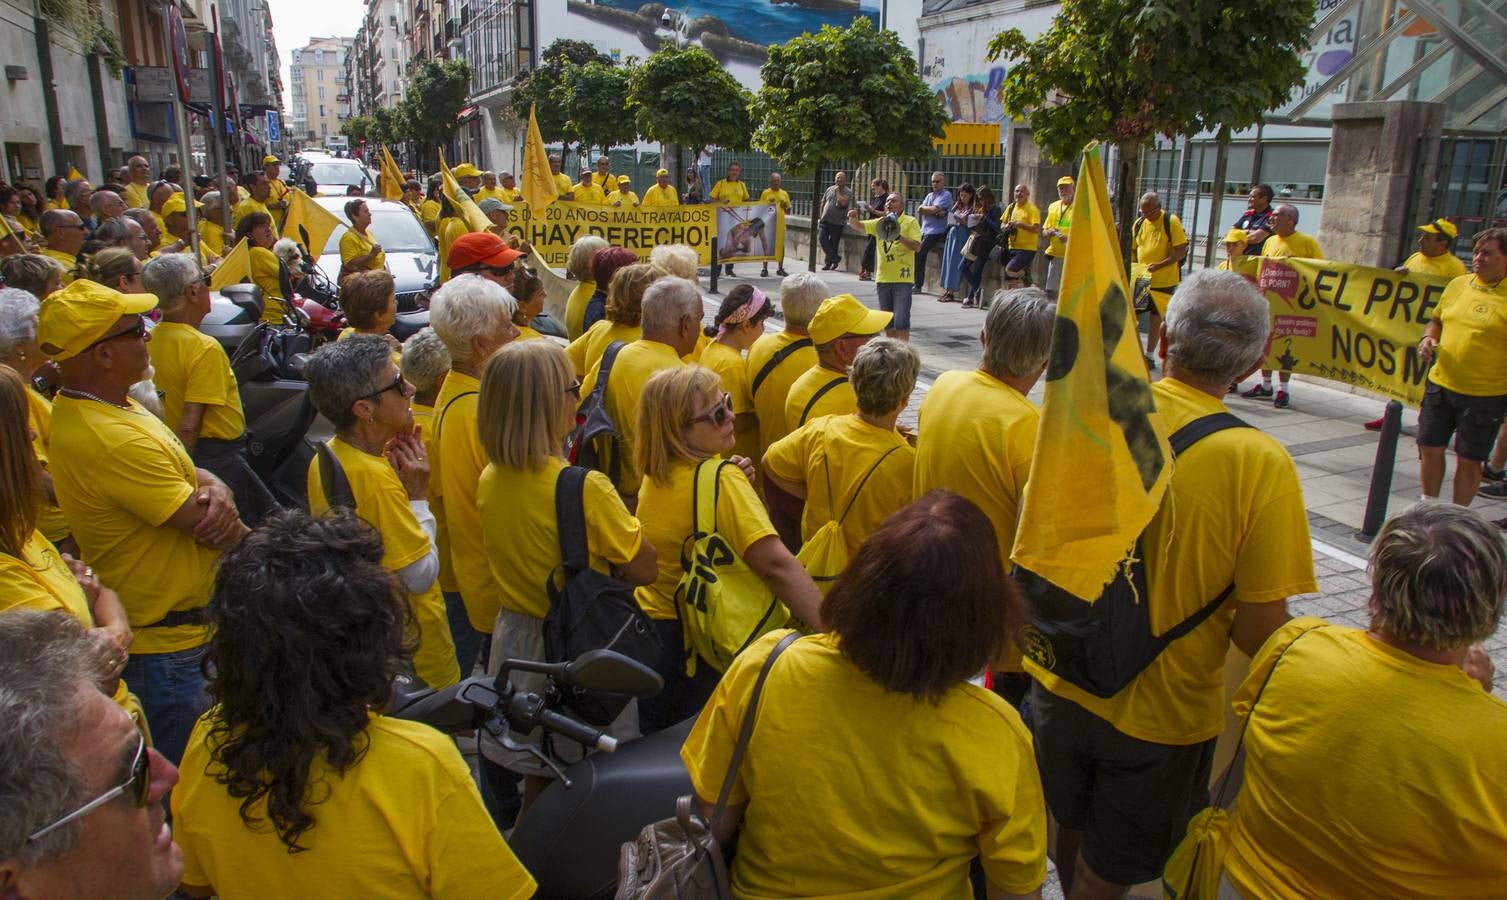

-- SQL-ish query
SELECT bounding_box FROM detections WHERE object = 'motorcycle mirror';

[561,650,663,698]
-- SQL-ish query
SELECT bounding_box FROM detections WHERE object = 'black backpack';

[798,375,848,428]
[1014,412,1252,698]
[541,466,663,726]
[565,341,626,483]
[315,441,357,512]
[750,338,813,399]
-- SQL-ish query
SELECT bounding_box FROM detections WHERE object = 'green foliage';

[398,59,473,148]
[751,17,948,174]
[512,40,614,146]
[987,0,1311,163]
[629,46,753,152]
[561,61,639,153]
[341,114,374,143]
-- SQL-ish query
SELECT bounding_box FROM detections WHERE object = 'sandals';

[937,292,957,303]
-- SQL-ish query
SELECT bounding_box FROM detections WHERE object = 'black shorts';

[1030,682,1216,886]
[1004,248,1036,274]
[1417,381,1507,461]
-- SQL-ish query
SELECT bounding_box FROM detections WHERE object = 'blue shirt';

[919,189,954,236]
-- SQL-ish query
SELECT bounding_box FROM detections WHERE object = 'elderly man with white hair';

[579,276,704,504]
[747,272,828,459]
[1027,269,1317,899]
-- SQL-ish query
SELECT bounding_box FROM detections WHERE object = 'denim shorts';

[875,282,913,331]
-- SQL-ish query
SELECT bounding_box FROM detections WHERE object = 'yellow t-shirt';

[50,396,219,654]
[198,219,225,258]
[1026,377,1318,744]
[698,340,759,462]
[607,190,639,207]
[339,227,387,273]
[1043,199,1072,258]
[1260,230,1323,260]
[1429,274,1507,397]
[709,179,749,204]
[859,214,922,284]
[501,187,524,203]
[553,172,574,196]
[785,364,856,431]
[566,319,641,379]
[25,387,70,542]
[233,198,273,230]
[250,246,286,325]
[124,182,150,210]
[1402,250,1467,279]
[747,331,817,456]
[1224,618,1507,898]
[580,338,685,497]
[635,458,776,620]
[1133,212,1188,290]
[757,187,791,212]
[1003,201,1040,251]
[434,371,498,634]
[515,324,544,341]
[437,217,467,283]
[683,630,1047,897]
[572,182,607,205]
[410,404,457,594]
[149,322,246,442]
[477,457,644,618]
[268,178,288,203]
[915,370,1037,565]
[563,281,597,341]
[307,437,458,690]
[474,186,505,203]
[764,414,915,556]
[42,247,77,284]
[641,184,679,207]
[172,713,535,900]
[419,198,441,228]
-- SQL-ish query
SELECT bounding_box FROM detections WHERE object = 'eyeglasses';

[565,380,582,399]
[29,735,150,844]
[486,264,514,277]
[359,371,406,403]
[688,392,734,428]
[197,271,213,286]
[89,316,147,349]
[55,222,86,230]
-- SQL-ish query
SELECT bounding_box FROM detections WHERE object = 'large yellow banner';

[1229,256,1450,407]
[499,202,786,267]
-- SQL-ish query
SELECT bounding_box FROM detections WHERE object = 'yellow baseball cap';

[617,175,632,185]
[37,279,159,361]
[1417,218,1458,239]
[655,168,670,177]
[262,155,281,165]
[808,294,893,345]
[453,163,482,178]
[1223,228,1248,244]
[160,192,200,218]
[1057,176,1074,187]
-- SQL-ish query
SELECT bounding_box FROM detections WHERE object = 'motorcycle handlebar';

[535,706,618,753]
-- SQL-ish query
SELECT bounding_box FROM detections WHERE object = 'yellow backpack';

[674,459,788,674]
[795,443,902,595]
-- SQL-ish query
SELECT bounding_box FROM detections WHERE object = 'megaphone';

[876,212,901,241]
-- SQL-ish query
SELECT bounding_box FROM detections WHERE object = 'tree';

[398,59,472,169]
[561,61,639,156]
[988,0,1311,258]
[341,114,375,144]
[630,46,753,178]
[751,17,947,271]
[512,39,614,153]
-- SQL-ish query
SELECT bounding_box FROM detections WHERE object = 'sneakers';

[760,266,769,277]
[1478,481,1507,498]
[1363,416,1385,431]
[1274,391,1291,409]
[776,268,788,277]
[1242,383,1274,400]
[1484,466,1506,482]
[724,265,736,276]
[961,295,979,309]
[858,270,873,281]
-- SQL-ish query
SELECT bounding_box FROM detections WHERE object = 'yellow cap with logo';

[808,294,893,345]
[1417,218,1458,239]
[37,279,158,361]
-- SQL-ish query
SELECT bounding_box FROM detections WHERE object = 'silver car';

[305,157,374,197]
[313,196,437,311]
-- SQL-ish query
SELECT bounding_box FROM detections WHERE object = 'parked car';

[314,195,437,311]
[305,157,374,197]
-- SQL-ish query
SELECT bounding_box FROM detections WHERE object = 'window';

[318,86,325,100]
[319,104,326,117]
[321,124,328,136]
[318,69,325,81]
[315,50,325,65]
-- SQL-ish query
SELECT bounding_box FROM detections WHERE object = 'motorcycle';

[389,652,696,900]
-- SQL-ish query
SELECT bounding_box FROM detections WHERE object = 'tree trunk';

[808,161,823,273]
[1203,125,1231,268]
[1114,139,1142,273]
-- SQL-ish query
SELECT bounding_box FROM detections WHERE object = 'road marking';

[1311,537,1368,571]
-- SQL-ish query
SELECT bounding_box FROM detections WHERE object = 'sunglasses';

[359,371,407,403]
[29,735,150,843]
[565,379,582,399]
[486,264,514,277]
[89,316,147,349]
[688,392,734,428]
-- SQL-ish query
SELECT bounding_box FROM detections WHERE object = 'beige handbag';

[615,631,800,899]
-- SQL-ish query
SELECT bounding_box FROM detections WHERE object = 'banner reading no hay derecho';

[503,202,785,267]
[1227,256,1452,408]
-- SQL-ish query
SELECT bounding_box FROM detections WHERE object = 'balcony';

[414,0,428,19]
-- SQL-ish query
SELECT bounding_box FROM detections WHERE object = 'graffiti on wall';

[927,64,1007,124]
[566,0,879,65]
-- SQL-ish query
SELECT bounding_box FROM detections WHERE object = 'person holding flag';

[521,106,561,214]
[1014,145,1315,897]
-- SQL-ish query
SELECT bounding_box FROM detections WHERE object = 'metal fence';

[1405,134,1507,264]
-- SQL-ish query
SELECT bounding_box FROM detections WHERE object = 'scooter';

[389,653,696,900]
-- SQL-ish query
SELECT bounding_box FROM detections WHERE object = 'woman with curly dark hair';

[169,508,536,899]
[231,211,289,324]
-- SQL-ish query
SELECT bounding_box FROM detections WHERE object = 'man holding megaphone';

[849,193,921,342]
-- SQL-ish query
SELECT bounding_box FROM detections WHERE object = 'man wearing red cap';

[447,231,523,295]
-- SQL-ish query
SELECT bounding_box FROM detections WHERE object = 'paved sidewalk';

[709,256,1507,701]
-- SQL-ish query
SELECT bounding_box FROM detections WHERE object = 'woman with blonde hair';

[0,253,65,299]
[648,243,698,281]
[566,261,660,377]
[0,287,71,550]
[473,338,656,822]
[698,284,772,463]
[79,246,145,294]
[632,364,823,733]
[562,234,609,339]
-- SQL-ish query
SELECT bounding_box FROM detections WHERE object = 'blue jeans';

[122,645,210,767]
[445,591,487,676]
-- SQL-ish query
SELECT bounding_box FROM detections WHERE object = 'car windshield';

[323,207,433,255]
[309,161,369,188]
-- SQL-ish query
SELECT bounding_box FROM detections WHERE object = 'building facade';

[289,36,354,149]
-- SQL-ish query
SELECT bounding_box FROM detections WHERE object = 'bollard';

[708,236,720,295]
[1359,400,1404,540]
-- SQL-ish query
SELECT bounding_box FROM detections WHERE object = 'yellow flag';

[379,146,404,201]
[1010,142,1173,599]
[67,166,85,181]
[210,237,252,291]
[521,105,558,213]
[282,188,344,259]
[437,150,493,234]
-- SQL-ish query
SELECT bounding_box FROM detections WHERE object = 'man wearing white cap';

[607,175,639,207]
[263,155,289,212]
